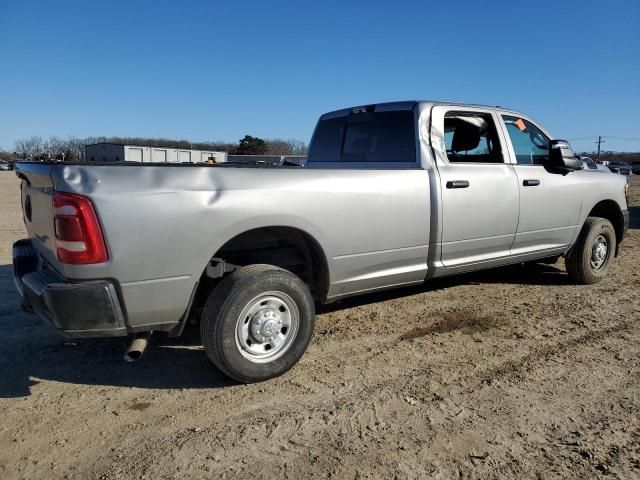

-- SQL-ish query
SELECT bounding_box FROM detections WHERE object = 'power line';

[602,136,640,141]
[567,135,640,142]
[566,136,597,141]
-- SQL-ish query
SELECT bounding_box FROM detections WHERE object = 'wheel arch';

[195,225,330,306]
[587,199,624,255]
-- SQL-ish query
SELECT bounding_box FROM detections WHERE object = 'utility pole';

[595,136,605,162]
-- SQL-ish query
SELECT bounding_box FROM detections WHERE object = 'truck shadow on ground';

[0,332,234,399]
[1,261,572,397]
[629,206,640,229]
[0,265,234,397]
[319,262,571,314]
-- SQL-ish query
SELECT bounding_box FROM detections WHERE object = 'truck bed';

[15,161,431,334]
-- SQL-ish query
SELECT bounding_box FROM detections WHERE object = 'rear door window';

[307,110,416,163]
[443,112,503,163]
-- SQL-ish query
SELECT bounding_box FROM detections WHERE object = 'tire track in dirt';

[89,311,635,479]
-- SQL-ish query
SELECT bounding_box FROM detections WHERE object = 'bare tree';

[287,139,307,155]
[15,136,44,159]
[264,138,308,155]
[264,138,291,155]
[63,137,87,161]
[44,136,67,159]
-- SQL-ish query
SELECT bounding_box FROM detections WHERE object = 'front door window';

[502,116,550,165]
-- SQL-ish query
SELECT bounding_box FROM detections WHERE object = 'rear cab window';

[307,108,417,167]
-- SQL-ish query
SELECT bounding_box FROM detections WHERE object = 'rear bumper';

[13,239,127,337]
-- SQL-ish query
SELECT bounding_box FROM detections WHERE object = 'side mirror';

[547,140,583,172]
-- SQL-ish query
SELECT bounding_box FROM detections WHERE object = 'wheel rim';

[590,234,609,271]
[235,291,299,363]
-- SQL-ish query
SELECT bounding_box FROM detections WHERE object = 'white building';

[85,143,227,163]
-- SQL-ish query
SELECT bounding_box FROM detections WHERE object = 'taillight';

[53,192,108,264]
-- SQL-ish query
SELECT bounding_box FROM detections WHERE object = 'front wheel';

[566,217,616,284]
[200,264,315,383]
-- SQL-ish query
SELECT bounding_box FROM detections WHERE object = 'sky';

[1,0,639,153]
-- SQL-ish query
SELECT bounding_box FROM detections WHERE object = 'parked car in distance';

[631,163,640,175]
[13,100,630,383]
[0,160,13,171]
[581,156,605,171]
[608,161,631,175]
[581,157,613,173]
[581,156,597,170]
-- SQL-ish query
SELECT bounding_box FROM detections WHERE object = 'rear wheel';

[566,217,616,284]
[200,264,315,383]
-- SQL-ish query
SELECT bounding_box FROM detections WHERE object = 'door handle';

[523,179,540,187]
[446,180,470,189]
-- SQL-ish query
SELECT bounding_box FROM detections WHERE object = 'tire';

[566,217,616,284]
[200,264,315,383]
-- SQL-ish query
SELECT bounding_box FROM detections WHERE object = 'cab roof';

[319,100,523,120]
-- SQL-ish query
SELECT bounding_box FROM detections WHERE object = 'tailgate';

[15,163,61,268]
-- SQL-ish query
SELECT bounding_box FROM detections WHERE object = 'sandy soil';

[0,170,638,479]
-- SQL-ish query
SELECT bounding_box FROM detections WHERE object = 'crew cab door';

[497,114,583,254]
[430,106,519,268]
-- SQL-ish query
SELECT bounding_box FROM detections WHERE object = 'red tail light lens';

[53,192,108,264]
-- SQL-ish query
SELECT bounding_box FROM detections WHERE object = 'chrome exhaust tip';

[124,332,151,362]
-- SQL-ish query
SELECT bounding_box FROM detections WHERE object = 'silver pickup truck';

[13,100,630,383]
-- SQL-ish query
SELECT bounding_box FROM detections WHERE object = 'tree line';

[2,136,638,164]
[1,134,308,161]
[584,151,640,164]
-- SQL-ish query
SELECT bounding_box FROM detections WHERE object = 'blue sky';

[1,0,638,152]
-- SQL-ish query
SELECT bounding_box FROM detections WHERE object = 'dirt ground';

[0,170,638,480]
